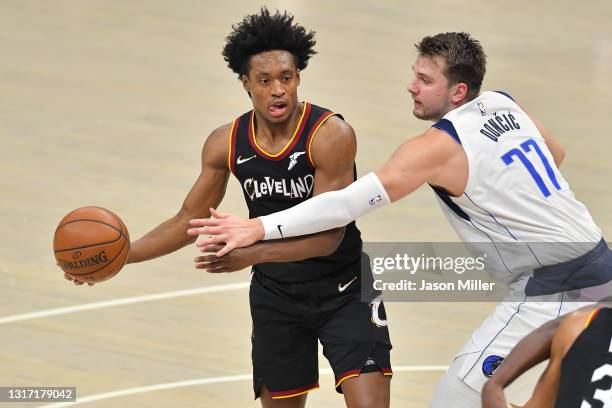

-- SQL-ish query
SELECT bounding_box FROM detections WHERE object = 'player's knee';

[342,375,390,408]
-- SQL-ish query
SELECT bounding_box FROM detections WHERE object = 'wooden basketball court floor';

[1,1,611,406]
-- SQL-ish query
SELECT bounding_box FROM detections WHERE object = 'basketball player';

[482,304,612,408]
[188,32,612,406]
[64,8,392,408]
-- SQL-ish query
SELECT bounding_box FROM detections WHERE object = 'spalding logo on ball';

[53,206,130,283]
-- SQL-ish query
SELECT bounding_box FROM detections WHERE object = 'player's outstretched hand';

[193,244,258,273]
[188,208,265,257]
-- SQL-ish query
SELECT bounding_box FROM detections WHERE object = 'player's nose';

[271,80,285,96]
[407,79,418,95]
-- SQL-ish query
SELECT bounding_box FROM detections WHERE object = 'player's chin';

[412,108,436,121]
[412,107,425,118]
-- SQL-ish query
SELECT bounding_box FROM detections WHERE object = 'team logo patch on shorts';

[482,355,504,378]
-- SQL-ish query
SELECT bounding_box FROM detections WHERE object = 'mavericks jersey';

[556,307,612,408]
[228,102,363,282]
[431,91,601,284]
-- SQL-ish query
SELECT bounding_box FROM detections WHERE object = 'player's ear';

[451,82,468,104]
[240,74,252,98]
[296,70,301,86]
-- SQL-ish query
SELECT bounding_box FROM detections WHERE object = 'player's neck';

[432,98,472,122]
[254,102,304,142]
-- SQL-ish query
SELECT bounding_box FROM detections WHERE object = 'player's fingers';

[199,235,227,248]
[200,226,226,236]
[205,263,226,272]
[216,242,235,257]
[187,226,209,235]
[188,218,205,228]
[73,280,84,285]
[64,273,73,281]
[205,265,228,273]
[194,259,224,271]
[195,261,223,270]
[87,282,95,286]
[199,244,224,253]
[188,218,221,230]
[210,208,230,219]
[194,255,221,264]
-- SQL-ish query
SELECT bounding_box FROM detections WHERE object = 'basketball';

[53,206,130,283]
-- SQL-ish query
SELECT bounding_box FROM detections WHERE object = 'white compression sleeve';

[260,172,390,240]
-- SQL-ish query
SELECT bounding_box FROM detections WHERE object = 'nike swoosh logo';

[277,225,284,238]
[236,155,256,165]
[338,276,358,292]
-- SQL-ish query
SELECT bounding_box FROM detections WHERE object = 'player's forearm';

[127,215,196,264]
[260,173,389,240]
[481,381,515,408]
[488,318,559,388]
[250,228,345,263]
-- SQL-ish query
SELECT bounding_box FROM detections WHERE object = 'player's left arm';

[513,97,565,167]
[193,116,354,272]
[511,97,566,168]
[528,114,566,167]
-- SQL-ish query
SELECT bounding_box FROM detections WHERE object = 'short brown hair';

[416,32,486,101]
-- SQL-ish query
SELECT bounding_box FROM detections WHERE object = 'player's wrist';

[245,242,267,264]
[252,218,265,242]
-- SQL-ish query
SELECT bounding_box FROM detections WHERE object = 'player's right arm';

[520,308,593,408]
[188,127,465,256]
[481,317,560,408]
[126,124,231,264]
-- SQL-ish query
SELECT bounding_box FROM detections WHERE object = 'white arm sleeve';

[260,172,390,240]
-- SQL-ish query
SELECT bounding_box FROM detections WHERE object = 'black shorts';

[249,262,392,399]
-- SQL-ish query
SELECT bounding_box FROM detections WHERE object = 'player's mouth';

[268,101,288,118]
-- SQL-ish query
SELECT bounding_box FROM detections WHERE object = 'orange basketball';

[53,206,130,283]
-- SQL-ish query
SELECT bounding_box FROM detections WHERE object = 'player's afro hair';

[222,7,317,79]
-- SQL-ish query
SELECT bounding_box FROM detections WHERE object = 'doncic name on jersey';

[243,174,314,201]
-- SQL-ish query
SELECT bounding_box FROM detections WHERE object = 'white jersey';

[432,91,601,283]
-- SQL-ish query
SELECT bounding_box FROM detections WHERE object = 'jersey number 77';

[501,139,561,198]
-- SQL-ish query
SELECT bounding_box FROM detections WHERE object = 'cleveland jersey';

[228,102,362,282]
[431,91,601,284]
[556,307,612,408]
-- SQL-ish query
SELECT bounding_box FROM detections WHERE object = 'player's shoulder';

[491,90,516,102]
[207,122,233,143]
[201,122,233,163]
[560,306,598,328]
[308,114,356,168]
[314,114,356,146]
[553,306,599,356]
